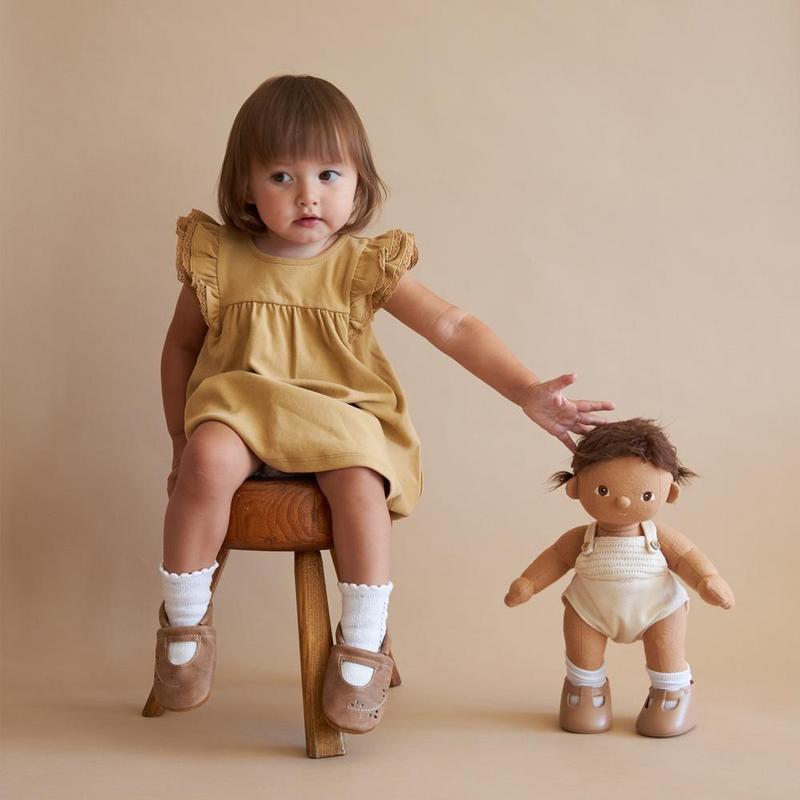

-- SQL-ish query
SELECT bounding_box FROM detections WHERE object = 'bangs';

[248,89,351,167]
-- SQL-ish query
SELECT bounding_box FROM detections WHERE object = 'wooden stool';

[141,477,400,758]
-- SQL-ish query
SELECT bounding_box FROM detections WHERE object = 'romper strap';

[641,519,661,551]
[580,521,597,555]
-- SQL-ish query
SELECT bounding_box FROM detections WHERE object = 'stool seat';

[225,478,332,551]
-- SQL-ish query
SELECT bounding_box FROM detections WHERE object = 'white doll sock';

[565,657,607,707]
[158,561,218,665]
[647,664,692,709]
[337,581,392,687]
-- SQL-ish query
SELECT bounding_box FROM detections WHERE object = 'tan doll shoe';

[322,624,395,734]
[559,678,612,733]
[635,680,696,737]
[153,600,216,712]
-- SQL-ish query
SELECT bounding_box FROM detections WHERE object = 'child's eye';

[320,170,341,182]
[270,172,291,184]
[595,485,609,497]
[642,491,654,502]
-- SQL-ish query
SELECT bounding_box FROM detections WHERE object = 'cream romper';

[561,520,689,644]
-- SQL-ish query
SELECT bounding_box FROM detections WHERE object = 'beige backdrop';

[2,0,798,797]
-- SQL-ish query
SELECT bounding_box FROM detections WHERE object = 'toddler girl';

[153,74,615,733]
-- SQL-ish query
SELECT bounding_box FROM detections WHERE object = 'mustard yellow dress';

[174,209,423,520]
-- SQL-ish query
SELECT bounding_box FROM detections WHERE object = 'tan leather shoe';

[559,678,612,733]
[322,625,395,734]
[153,601,216,712]
[635,680,696,737]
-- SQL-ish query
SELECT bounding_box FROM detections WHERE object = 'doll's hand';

[518,374,615,452]
[697,575,735,609]
[505,577,536,607]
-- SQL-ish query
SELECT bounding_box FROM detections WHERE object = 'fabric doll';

[504,418,734,737]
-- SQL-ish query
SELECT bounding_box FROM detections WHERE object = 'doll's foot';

[635,680,696,737]
[322,624,395,734]
[152,601,216,712]
[559,678,612,733]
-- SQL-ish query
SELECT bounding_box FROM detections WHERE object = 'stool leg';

[294,550,346,758]
[142,548,231,717]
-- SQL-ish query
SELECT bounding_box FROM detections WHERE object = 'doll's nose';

[615,496,631,509]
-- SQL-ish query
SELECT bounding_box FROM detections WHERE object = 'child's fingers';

[551,372,577,390]
[576,413,614,426]
[557,431,577,452]
[573,399,615,413]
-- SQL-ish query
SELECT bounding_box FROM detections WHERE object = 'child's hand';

[697,575,735,609]
[505,576,536,607]
[519,373,615,452]
[167,434,187,498]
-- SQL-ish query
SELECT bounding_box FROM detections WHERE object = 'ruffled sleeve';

[175,208,221,332]
[348,229,419,342]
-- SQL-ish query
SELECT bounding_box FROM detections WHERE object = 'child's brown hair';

[550,418,697,488]
[217,74,388,235]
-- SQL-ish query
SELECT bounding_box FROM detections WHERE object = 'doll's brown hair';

[217,74,389,236]
[550,418,697,488]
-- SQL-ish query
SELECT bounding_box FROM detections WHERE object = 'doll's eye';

[595,485,609,497]
[642,491,654,502]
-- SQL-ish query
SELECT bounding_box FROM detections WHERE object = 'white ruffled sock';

[159,561,218,665]
[566,657,608,707]
[647,664,692,709]
[337,581,392,687]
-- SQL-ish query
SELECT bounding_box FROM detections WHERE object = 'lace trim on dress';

[348,229,418,343]
[174,209,219,330]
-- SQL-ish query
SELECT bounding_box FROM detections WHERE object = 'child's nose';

[615,496,631,509]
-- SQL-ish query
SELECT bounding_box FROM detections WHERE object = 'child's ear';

[565,476,579,499]
[667,482,680,504]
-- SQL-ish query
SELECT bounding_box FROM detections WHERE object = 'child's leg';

[159,421,261,664]
[163,421,261,572]
[316,467,391,687]
[315,466,391,583]
[642,603,691,705]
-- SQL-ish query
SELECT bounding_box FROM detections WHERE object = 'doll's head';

[550,419,697,526]
[218,74,388,239]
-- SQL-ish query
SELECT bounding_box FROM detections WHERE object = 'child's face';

[246,156,358,247]
[571,456,676,527]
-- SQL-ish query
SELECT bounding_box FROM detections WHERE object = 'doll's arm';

[504,527,585,607]
[657,524,735,609]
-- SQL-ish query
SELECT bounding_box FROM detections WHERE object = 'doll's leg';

[641,603,692,705]
[564,600,608,670]
[560,602,611,731]
[163,420,261,572]
[642,603,688,672]
[636,604,695,735]
[316,467,393,696]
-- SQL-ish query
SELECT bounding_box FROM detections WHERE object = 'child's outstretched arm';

[384,276,615,450]
[657,524,735,609]
[504,527,585,606]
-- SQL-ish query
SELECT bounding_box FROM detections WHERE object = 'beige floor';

[2,653,795,799]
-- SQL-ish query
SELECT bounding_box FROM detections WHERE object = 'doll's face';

[568,456,677,526]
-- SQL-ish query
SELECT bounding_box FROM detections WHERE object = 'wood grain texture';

[294,550,346,758]
[225,479,333,551]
